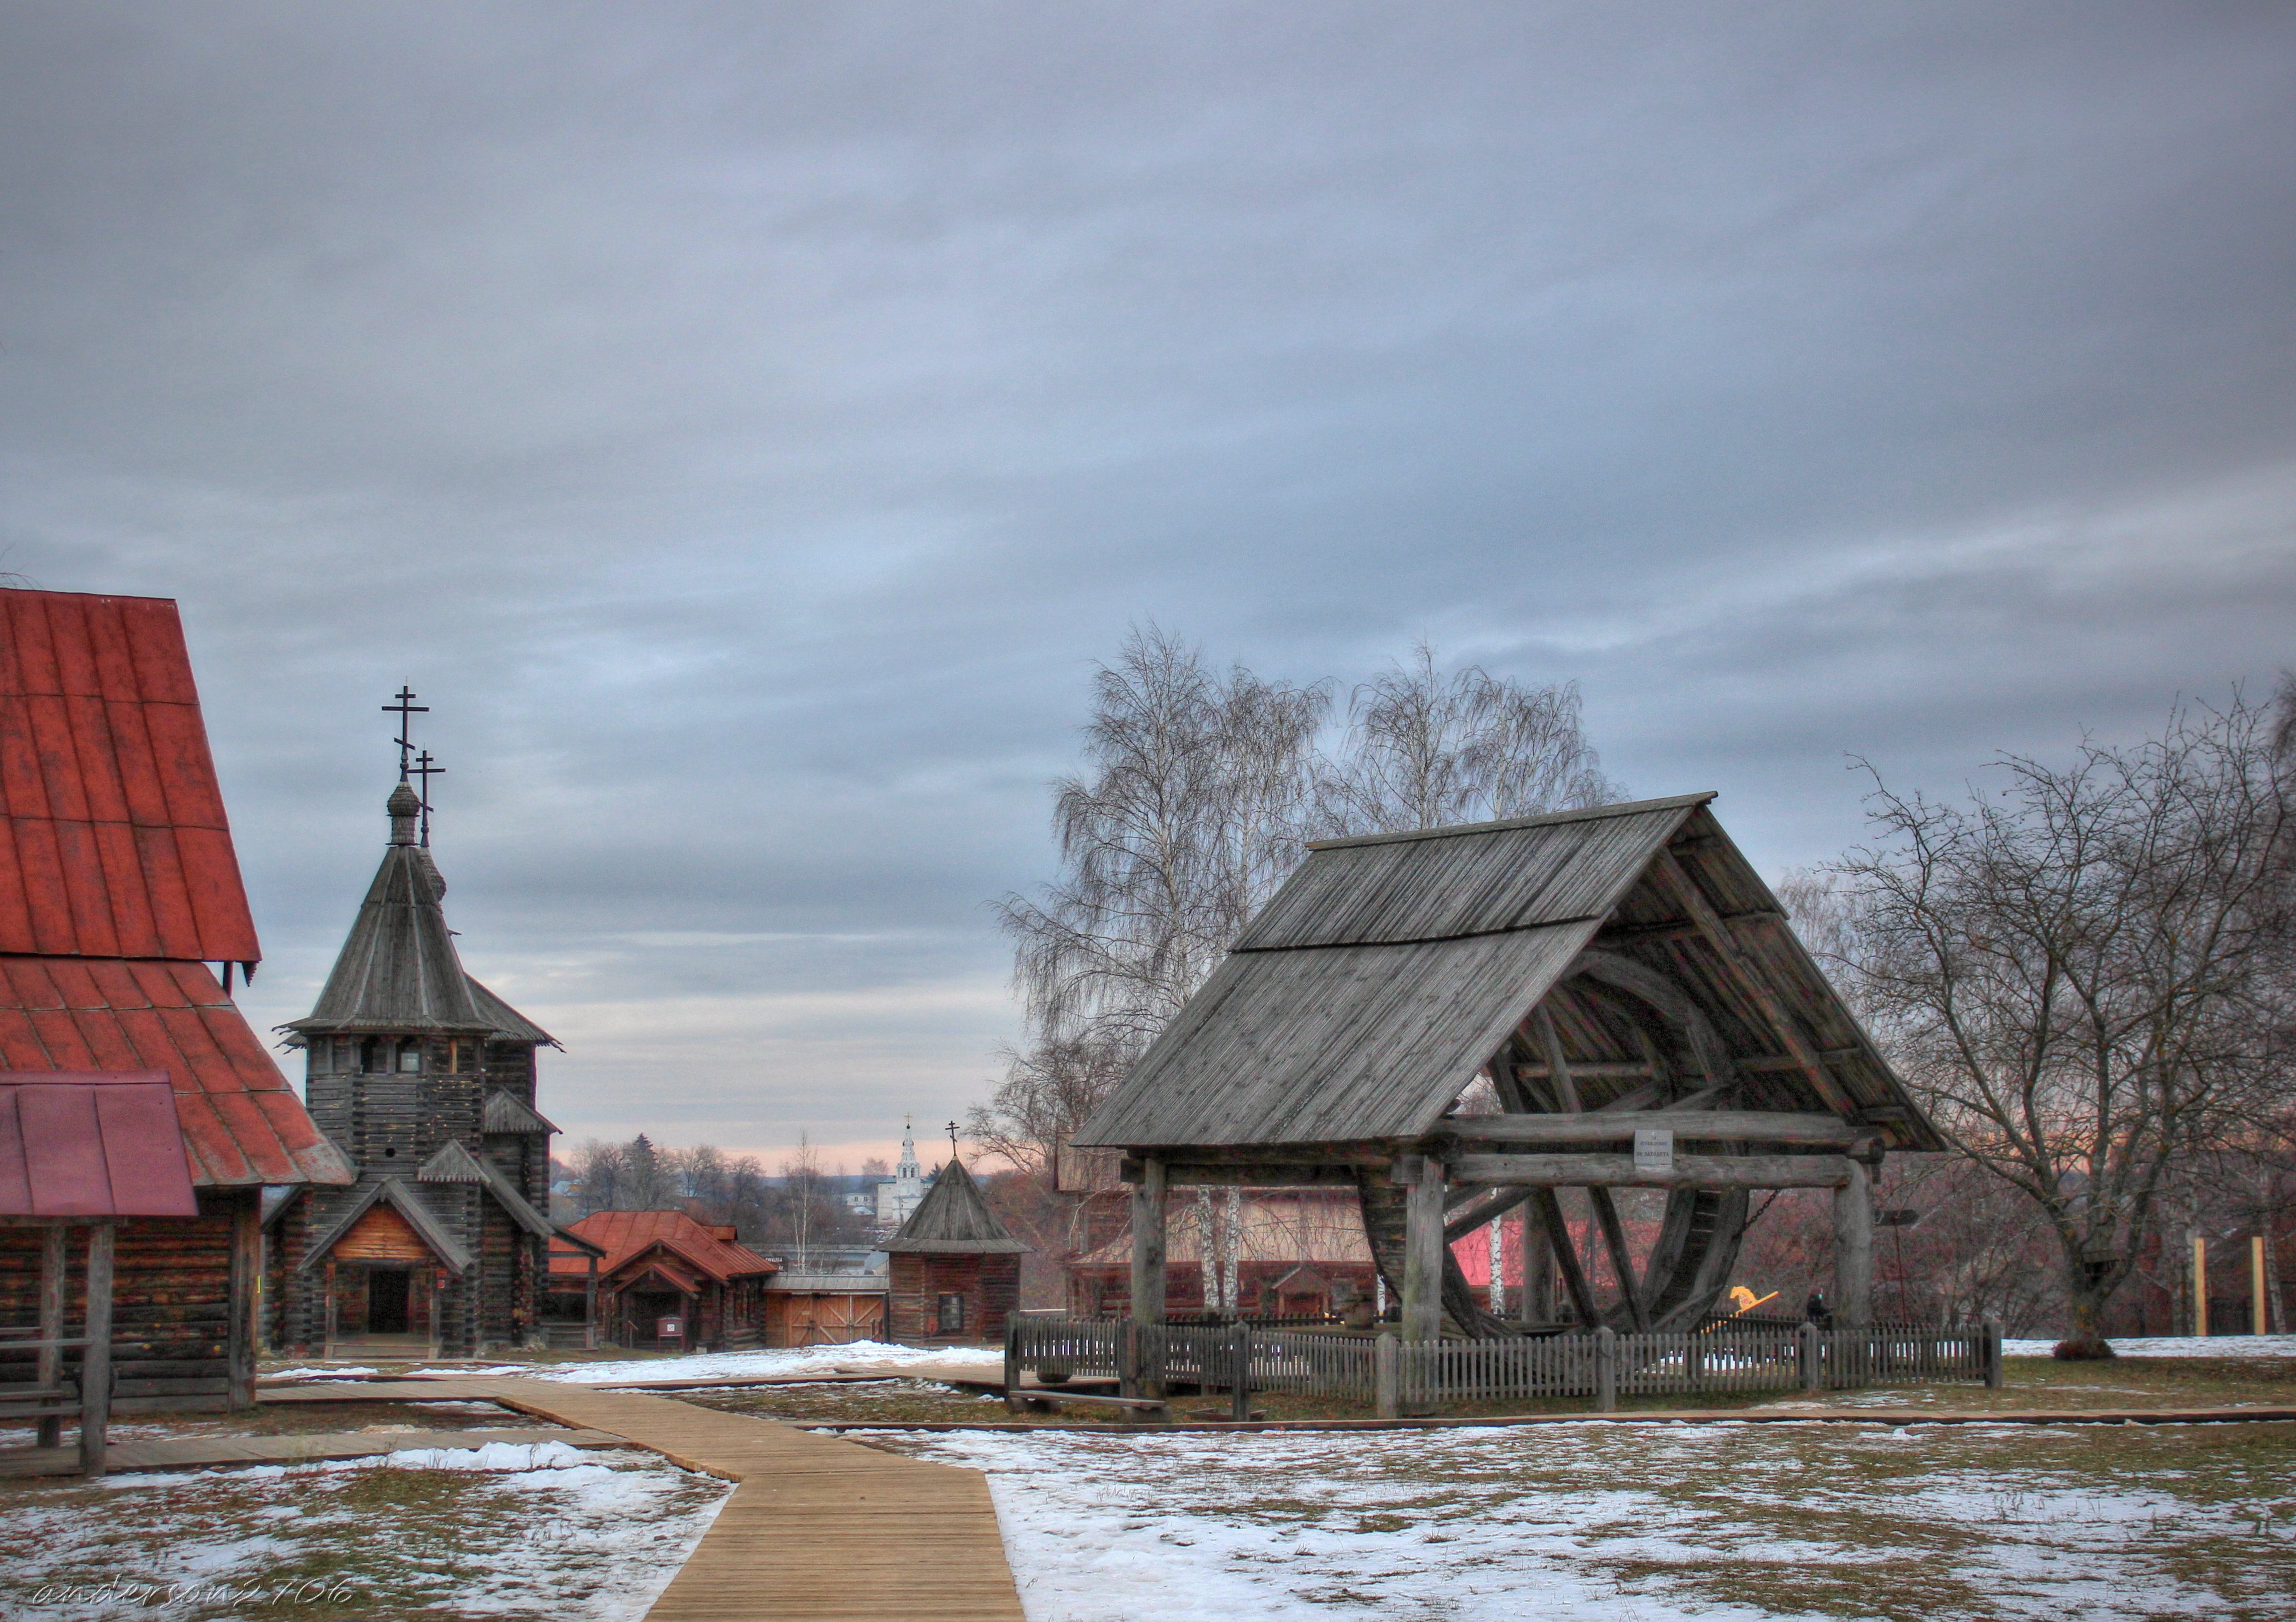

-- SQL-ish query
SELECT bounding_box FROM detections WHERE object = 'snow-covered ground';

[403,1340,983,1385]
[2003,1333,2296,1359]
[873,1419,2295,1621]
[0,1445,731,1620]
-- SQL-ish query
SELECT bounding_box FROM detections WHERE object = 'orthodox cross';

[382,686,427,780]
[410,749,444,847]
[946,1121,960,1158]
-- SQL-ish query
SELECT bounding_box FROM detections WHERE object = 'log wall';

[0,1187,259,1411]
[889,1253,1020,1343]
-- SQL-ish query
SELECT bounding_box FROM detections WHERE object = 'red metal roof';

[0,1070,200,1218]
[0,590,260,964]
[552,1210,779,1284]
[0,956,352,1188]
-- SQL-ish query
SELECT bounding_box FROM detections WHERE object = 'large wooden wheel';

[1356,950,1755,1337]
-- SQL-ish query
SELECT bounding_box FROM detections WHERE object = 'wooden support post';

[1832,1158,1874,1328]
[1130,1155,1168,1397]
[1531,1187,1600,1326]
[1229,1322,1252,1424]
[1401,1159,1447,1343]
[2255,1237,2270,1338]
[2193,1234,2209,1337]
[585,1254,599,1351]
[323,1259,338,1360]
[1117,1319,1141,1400]
[1519,1205,1552,1325]
[1375,1331,1400,1420]
[1003,1318,1022,1416]
[1593,1324,1617,1412]
[227,1192,259,1410]
[36,1224,65,1450]
[1982,1317,2004,1388]
[429,1270,445,1361]
[1797,1320,1820,1392]
[1590,1189,1650,1333]
[80,1224,115,1479]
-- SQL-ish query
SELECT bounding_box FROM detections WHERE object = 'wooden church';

[883,1156,1027,1344]
[265,740,592,1356]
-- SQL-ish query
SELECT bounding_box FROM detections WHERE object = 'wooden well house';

[882,1157,1026,1344]
[1072,794,1945,1345]
[0,589,353,1423]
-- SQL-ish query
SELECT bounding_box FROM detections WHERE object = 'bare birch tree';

[995,623,1329,1058]
[1315,641,1620,834]
[1835,694,2291,1355]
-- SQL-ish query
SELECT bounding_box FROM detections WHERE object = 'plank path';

[460,1377,1025,1622]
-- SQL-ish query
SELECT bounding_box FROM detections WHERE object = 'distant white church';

[873,1119,930,1234]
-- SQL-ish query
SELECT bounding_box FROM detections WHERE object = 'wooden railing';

[1006,1314,2004,1418]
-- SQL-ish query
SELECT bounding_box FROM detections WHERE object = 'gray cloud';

[1,2,2288,1157]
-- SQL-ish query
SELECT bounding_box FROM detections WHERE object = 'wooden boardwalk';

[0,1426,625,1479]
[466,1378,1024,1622]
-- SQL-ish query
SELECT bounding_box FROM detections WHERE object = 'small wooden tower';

[882,1157,1026,1344]
[266,770,564,1357]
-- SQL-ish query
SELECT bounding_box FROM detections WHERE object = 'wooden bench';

[1010,1390,1172,1422]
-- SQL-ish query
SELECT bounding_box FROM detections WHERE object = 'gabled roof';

[1075,795,1942,1153]
[481,1090,558,1135]
[0,590,260,965]
[0,956,353,1186]
[288,786,551,1043]
[0,1070,200,1218]
[413,1137,556,1236]
[882,1158,1028,1254]
[554,1209,778,1283]
[300,1176,474,1274]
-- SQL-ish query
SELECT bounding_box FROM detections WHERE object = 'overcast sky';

[2,3,2289,1170]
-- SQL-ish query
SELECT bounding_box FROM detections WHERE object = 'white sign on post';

[1633,1127,1675,1178]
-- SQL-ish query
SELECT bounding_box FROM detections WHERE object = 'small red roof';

[0,590,260,964]
[552,1209,778,1285]
[0,1070,199,1218]
[0,955,351,1187]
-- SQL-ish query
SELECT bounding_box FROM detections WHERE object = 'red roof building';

[0,589,351,1421]
[549,1210,778,1353]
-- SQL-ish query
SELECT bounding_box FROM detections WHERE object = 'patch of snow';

[2002,1333,2296,1359]
[864,1419,2285,1621]
[263,1365,380,1379]
[510,1341,975,1385]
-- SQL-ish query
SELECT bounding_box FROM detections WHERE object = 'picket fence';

[1005,1314,2002,1415]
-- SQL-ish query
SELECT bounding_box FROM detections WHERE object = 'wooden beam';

[1530,1187,1600,1325]
[1125,1161,1362,1188]
[1400,1160,1446,1343]
[1129,1157,1167,1335]
[1434,1110,1858,1147]
[1833,1158,1874,1327]
[1451,1153,1856,1189]
[1530,1008,1581,1113]
[1589,1188,1649,1331]
[81,1224,114,1478]
[1649,848,1858,1115]
[227,1192,258,1410]
[36,1225,65,1451]
[1443,1186,1534,1244]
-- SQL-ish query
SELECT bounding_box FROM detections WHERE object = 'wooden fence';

[1007,1314,2003,1418]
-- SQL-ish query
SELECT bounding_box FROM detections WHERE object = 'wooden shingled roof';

[285,784,554,1043]
[881,1157,1029,1254]
[0,589,352,1189]
[1075,794,1943,1155]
